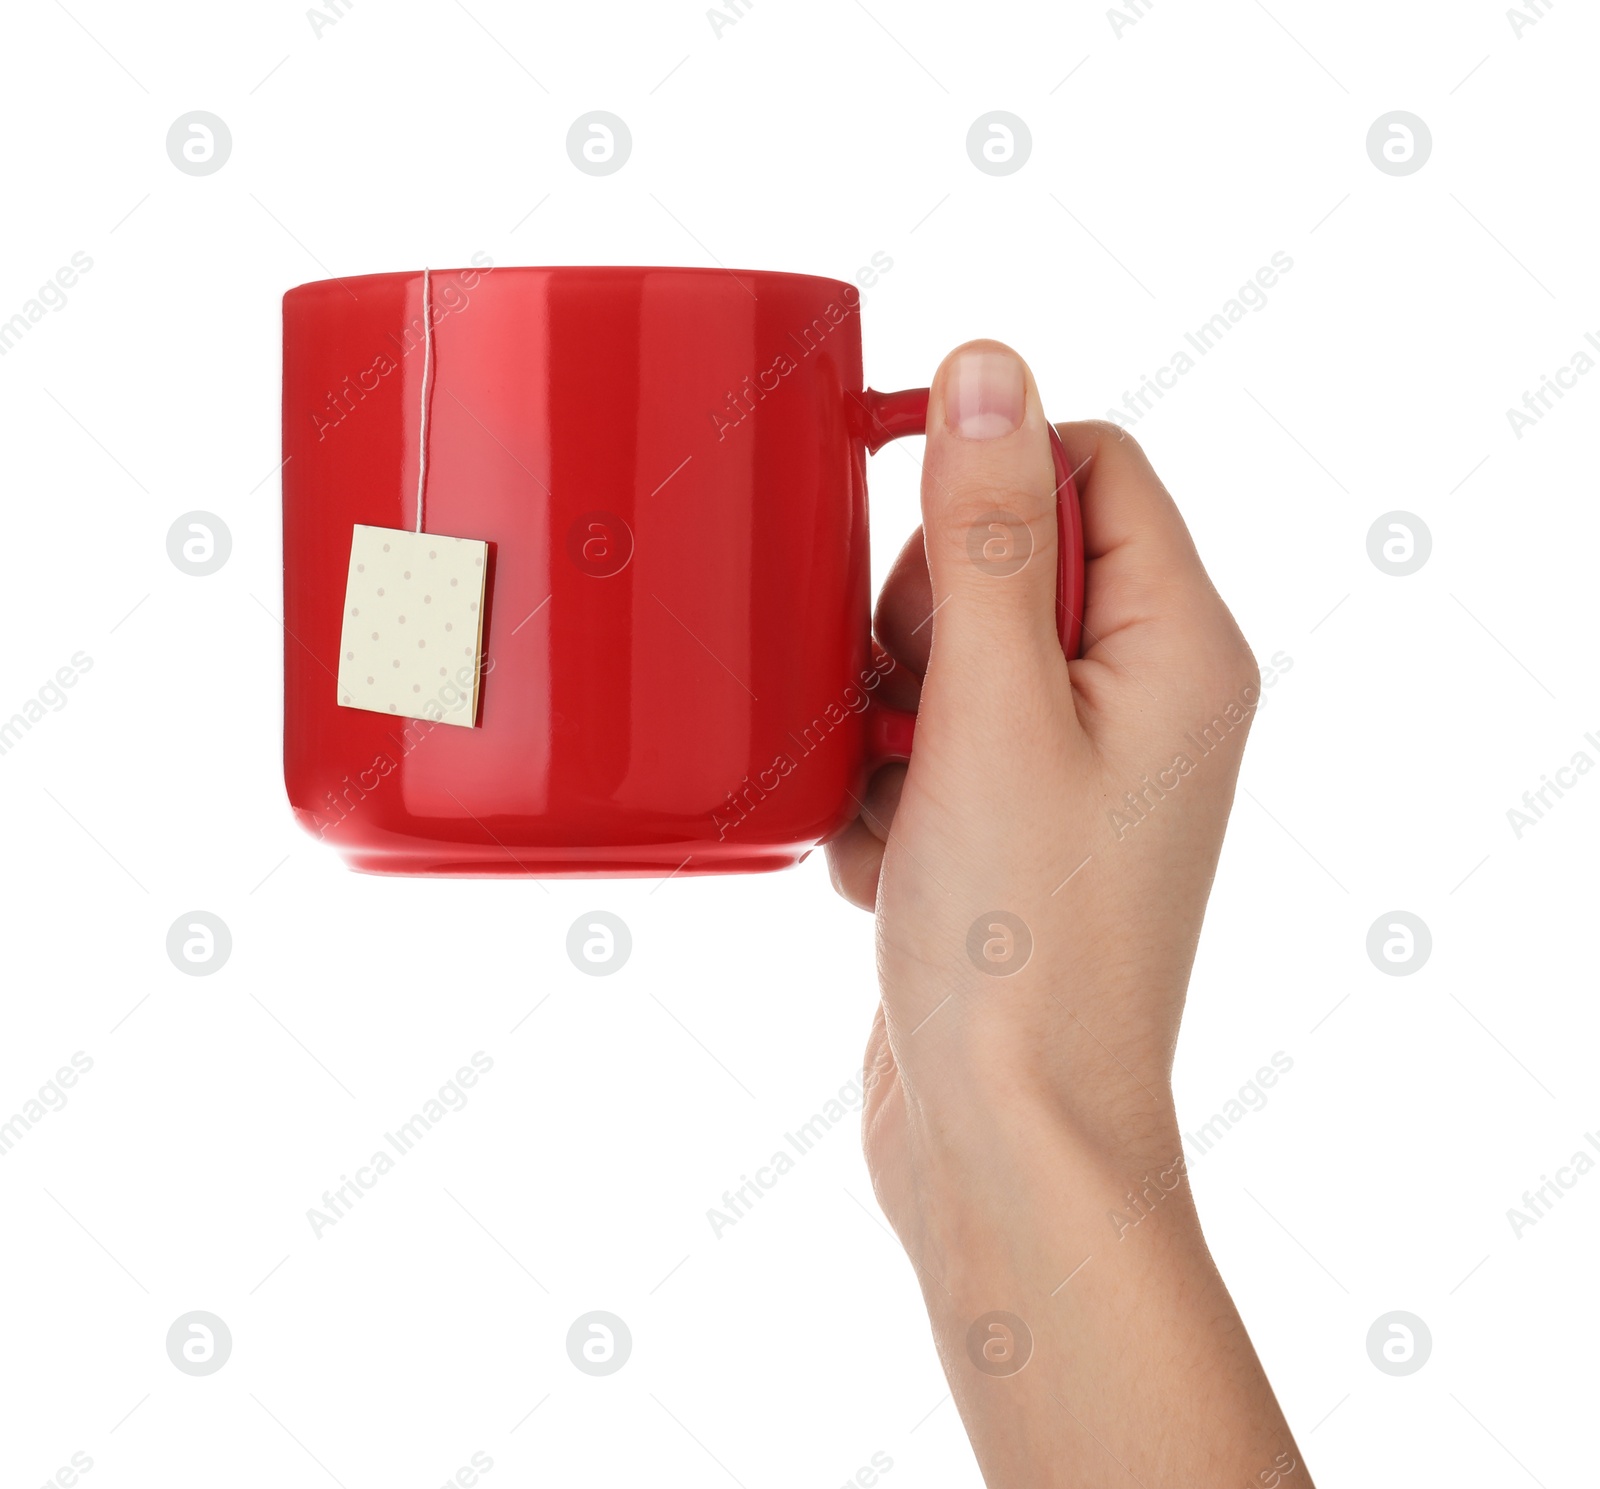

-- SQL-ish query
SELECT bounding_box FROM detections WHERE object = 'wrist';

[896,1043,1184,1198]
[883,1078,1202,1303]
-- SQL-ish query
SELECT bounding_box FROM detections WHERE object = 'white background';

[1,1,1595,1485]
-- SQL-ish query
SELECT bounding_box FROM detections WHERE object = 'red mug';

[281,266,1084,876]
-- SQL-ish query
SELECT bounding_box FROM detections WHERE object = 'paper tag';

[336,524,488,727]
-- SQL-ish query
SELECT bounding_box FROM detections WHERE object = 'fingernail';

[946,348,1025,439]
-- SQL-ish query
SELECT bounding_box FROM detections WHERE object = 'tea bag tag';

[335,269,490,728]
[337,525,487,727]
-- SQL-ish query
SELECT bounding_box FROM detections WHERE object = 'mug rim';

[283,264,860,303]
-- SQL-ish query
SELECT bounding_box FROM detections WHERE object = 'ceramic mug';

[281,265,1084,876]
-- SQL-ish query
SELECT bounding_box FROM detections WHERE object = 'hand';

[827,342,1308,1487]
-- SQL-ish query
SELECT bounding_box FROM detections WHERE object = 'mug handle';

[853,386,1086,768]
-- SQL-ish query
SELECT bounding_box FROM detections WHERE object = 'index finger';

[1054,420,1248,690]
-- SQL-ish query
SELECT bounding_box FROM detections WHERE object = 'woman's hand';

[826,341,1308,1488]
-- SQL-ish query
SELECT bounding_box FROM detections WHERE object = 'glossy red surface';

[282,266,1083,876]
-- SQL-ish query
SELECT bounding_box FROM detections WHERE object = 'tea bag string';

[415,266,434,534]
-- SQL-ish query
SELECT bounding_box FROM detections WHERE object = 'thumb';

[918,341,1064,687]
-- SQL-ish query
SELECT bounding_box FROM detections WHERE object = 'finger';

[870,638,922,715]
[825,818,882,911]
[918,341,1064,684]
[823,763,907,910]
[873,528,934,706]
[1053,420,1248,686]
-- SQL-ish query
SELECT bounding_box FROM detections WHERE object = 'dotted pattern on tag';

[336,524,488,727]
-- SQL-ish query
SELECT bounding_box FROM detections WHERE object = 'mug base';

[336,844,808,878]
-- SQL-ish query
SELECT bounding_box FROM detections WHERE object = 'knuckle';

[937,482,1057,546]
[1068,418,1146,460]
[1198,633,1257,691]
[1192,635,1262,728]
